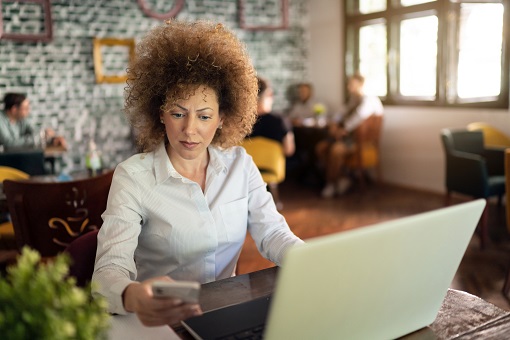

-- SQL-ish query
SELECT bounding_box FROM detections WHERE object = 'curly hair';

[125,20,258,152]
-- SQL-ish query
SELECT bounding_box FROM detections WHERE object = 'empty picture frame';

[93,37,135,84]
[0,0,53,42]
[137,0,184,20]
[238,0,289,31]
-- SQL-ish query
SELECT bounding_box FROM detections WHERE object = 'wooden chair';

[503,149,510,296]
[3,170,114,258]
[440,129,505,249]
[241,137,286,210]
[346,114,383,189]
[467,122,510,148]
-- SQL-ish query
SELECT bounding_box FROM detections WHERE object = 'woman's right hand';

[122,276,202,327]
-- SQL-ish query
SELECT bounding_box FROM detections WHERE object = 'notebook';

[182,199,486,340]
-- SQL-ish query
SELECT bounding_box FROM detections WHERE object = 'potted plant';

[0,247,110,339]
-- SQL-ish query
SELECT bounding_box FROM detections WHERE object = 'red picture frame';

[0,0,53,42]
[238,0,289,31]
[137,0,184,20]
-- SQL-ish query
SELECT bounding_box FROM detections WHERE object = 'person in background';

[1,93,35,148]
[247,77,295,157]
[287,82,325,126]
[1,93,67,150]
[315,73,384,198]
[92,20,303,327]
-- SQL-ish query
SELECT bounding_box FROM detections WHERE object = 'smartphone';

[151,280,201,303]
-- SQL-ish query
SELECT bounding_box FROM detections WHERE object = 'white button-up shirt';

[92,143,303,314]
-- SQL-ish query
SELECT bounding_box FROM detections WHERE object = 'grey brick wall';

[0,0,309,172]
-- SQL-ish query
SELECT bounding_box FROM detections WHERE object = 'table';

[107,266,507,339]
[290,126,328,184]
[43,145,66,174]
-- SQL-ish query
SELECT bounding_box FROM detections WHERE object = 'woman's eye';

[199,115,212,121]
[171,113,185,118]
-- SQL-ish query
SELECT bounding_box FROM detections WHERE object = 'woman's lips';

[181,141,199,149]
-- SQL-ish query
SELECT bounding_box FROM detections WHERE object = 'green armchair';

[440,128,505,249]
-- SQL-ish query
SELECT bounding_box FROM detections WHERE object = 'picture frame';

[137,0,184,20]
[238,0,289,31]
[93,37,135,84]
[0,0,53,42]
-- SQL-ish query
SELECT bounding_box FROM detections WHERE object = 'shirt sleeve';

[245,158,304,266]
[344,96,384,132]
[92,165,144,315]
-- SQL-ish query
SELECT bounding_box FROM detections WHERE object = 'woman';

[248,77,295,157]
[92,20,303,327]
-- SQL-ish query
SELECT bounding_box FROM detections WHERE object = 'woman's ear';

[219,113,225,128]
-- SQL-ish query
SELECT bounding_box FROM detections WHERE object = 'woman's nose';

[183,117,197,135]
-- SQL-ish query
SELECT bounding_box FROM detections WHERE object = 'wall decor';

[0,0,52,42]
[137,0,184,20]
[93,37,135,84]
[238,0,288,31]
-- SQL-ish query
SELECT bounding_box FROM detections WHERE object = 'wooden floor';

[237,178,510,311]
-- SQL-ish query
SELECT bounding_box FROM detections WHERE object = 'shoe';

[336,178,351,195]
[321,183,336,198]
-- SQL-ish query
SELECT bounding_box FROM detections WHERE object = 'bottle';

[85,139,102,176]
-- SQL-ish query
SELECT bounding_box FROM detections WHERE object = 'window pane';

[359,23,387,96]
[347,0,386,14]
[457,3,503,99]
[401,0,435,6]
[400,15,438,97]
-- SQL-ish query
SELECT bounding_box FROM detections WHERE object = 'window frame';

[344,0,510,109]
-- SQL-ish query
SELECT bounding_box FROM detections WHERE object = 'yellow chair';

[346,114,384,189]
[467,122,510,148]
[241,137,286,209]
[0,166,29,250]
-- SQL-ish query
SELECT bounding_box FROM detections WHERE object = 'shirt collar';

[153,143,228,184]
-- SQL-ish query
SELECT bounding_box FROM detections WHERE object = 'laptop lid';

[264,199,485,340]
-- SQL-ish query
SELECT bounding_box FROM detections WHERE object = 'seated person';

[0,93,36,148]
[1,93,67,150]
[247,77,295,157]
[316,73,383,198]
[287,82,327,127]
[92,20,303,327]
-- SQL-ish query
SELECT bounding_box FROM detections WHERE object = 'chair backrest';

[3,170,114,258]
[505,149,510,233]
[441,128,485,155]
[467,122,510,148]
[0,166,29,182]
[440,129,491,197]
[351,114,383,168]
[241,137,286,183]
[0,149,46,176]
[65,229,99,287]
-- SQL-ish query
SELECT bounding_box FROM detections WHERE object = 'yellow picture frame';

[93,37,135,84]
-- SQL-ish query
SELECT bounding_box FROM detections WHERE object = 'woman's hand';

[123,276,202,327]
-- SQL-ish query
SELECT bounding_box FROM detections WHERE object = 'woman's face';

[160,85,223,163]
[257,88,274,114]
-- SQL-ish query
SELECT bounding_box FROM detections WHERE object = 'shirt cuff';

[109,278,136,315]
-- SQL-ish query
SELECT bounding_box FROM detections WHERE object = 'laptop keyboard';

[217,324,265,340]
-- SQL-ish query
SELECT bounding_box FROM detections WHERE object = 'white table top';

[108,313,180,340]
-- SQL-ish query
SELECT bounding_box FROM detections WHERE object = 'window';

[345,0,509,108]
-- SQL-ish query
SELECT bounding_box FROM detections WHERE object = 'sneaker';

[321,183,336,198]
[336,178,351,195]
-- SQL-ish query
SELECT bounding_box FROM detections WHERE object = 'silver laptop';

[182,199,486,339]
